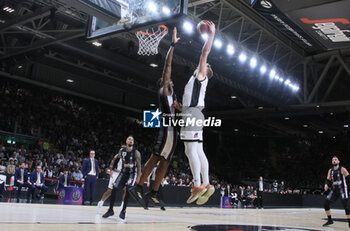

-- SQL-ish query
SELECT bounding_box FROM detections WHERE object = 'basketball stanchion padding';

[136,25,168,56]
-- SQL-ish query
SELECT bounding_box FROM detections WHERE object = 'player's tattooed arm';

[341,167,350,177]
[135,150,142,183]
[327,169,332,180]
[161,27,180,96]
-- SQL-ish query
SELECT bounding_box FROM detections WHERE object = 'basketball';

[197,20,210,34]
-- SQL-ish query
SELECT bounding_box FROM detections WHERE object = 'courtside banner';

[288,1,350,50]
[252,0,323,53]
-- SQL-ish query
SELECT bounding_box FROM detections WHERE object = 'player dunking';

[180,21,215,205]
[102,136,141,221]
[323,156,350,228]
[129,27,181,209]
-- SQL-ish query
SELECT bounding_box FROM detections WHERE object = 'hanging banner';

[288,0,350,50]
[252,0,323,53]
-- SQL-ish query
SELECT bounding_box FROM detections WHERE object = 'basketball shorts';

[180,107,204,142]
[108,171,120,190]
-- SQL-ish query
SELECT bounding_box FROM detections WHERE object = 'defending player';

[96,152,123,214]
[129,27,181,209]
[323,156,350,228]
[102,136,141,221]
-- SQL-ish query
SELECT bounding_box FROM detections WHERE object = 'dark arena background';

[1,0,350,230]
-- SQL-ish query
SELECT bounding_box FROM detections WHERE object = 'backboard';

[86,0,188,40]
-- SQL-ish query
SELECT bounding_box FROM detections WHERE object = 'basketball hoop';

[136,25,168,56]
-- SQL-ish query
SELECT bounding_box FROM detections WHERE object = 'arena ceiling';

[0,0,350,139]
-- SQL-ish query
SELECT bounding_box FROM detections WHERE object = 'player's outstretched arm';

[161,27,180,96]
[197,21,215,81]
[135,150,142,184]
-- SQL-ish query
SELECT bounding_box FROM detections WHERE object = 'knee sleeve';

[324,199,331,211]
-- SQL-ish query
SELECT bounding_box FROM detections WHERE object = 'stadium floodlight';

[183,21,193,33]
[269,69,276,78]
[66,79,74,83]
[3,7,15,13]
[289,84,299,91]
[227,44,235,55]
[92,41,102,47]
[260,65,267,74]
[238,53,247,63]
[214,39,223,49]
[250,57,257,68]
[162,6,170,15]
[148,2,158,13]
[201,33,208,40]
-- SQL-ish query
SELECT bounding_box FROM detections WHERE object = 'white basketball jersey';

[182,75,208,108]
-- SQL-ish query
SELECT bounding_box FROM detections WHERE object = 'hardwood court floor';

[0,203,349,231]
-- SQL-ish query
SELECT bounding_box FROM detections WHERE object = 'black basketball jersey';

[158,88,177,118]
[331,166,347,189]
[120,147,137,174]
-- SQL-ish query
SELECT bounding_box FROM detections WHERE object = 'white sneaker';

[96,201,104,214]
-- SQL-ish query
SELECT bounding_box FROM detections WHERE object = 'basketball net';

[135,25,168,56]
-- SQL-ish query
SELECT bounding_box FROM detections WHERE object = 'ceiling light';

[150,103,156,106]
[344,125,349,128]
[284,117,290,120]
[269,69,276,78]
[238,53,247,63]
[318,130,324,134]
[250,57,257,68]
[183,21,193,33]
[66,79,74,83]
[214,39,223,49]
[148,2,158,13]
[150,63,158,67]
[92,41,102,47]
[260,66,267,74]
[201,33,209,40]
[258,106,263,110]
[303,124,308,128]
[227,44,235,55]
[234,129,239,132]
[231,95,237,99]
[162,6,170,15]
